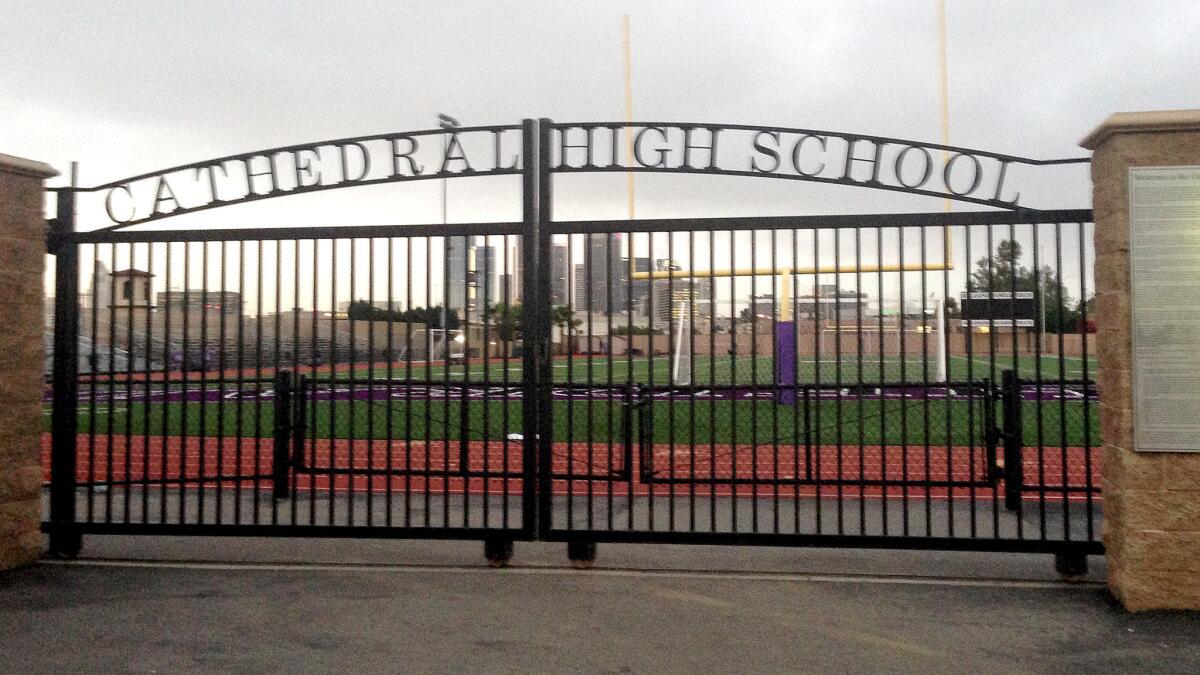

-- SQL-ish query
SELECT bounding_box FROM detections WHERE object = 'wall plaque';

[1129,165,1200,452]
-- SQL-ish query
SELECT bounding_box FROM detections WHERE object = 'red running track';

[42,433,1100,501]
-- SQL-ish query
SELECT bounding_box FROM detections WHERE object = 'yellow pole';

[622,15,636,221]
[631,261,952,281]
[938,0,953,263]
[937,0,951,216]
[937,1,954,382]
[779,269,792,321]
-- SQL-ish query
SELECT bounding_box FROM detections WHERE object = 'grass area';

[62,397,1100,447]
[349,353,1097,386]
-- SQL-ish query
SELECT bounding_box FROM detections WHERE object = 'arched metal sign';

[64,119,1087,230]
[549,121,1086,210]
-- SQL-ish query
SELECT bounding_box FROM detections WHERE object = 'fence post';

[272,370,293,499]
[48,185,81,557]
[0,154,58,568]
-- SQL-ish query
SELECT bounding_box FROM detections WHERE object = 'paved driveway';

[2,539,1198,673]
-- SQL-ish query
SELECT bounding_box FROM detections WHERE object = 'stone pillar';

[0,154,56,572]
[1082,111,1200,611]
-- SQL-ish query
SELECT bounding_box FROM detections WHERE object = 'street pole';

[437,114,459,333]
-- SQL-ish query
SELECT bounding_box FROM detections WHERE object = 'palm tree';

[484,303,522,356]
[551,305,582,354]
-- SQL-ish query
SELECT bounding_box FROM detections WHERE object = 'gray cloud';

[4,1,1193,307]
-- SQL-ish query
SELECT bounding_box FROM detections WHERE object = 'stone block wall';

[1083,111,1200,610]
[0,153,56,571]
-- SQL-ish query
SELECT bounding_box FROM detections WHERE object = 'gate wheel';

[1054,552,1088,582]
[48,530,82,560]
[567,542,597,569]
[484,539,514,568]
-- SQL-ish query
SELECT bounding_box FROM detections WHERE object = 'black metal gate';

[44,118,1100,571]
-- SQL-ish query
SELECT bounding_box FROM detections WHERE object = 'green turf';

[349,353,1097,386]
[62,397,1100,447]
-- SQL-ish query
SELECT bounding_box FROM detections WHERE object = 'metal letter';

[893,145,934,189]
[790,134,828,177]
[943,152,983,196]
[492,129,520,170]
[558,126,596,169]
[338,141,371,182]
[606,125,623,167]
[682,126,720,170]
[152,175,181,214]
[104,184,135,223]
[293,148,322,188]
[242,155,278,196]
[633,126,670,168]
[391,135,424,176]
[991,159,1020,206]
[842,138,884,183]
[194,163,229,203]
[439,132,475,174]
[750,131,781,173]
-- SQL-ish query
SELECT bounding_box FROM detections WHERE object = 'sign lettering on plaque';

[1129,165,1200,452]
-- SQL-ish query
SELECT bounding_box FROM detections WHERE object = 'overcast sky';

[5,1,1197,310]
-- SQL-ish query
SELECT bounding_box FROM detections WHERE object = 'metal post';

[49,186,81,557]
[803,387,813,482]
[519,118,540,536]
[272,370,293,499]
[292,374,308,476]
[621,384,634,479]
[535,118,555,539]
[982,377,998,481]
[1001,368,1023,512]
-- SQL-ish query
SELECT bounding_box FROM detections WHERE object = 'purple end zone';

[775,320,796,405]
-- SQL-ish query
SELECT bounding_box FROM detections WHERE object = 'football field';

[351,353,1097,386]
[55,350,1100,448]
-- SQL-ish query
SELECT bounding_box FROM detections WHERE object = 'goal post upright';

[936,291,948,383]
[629,234,957,394]
[670,299,691,386]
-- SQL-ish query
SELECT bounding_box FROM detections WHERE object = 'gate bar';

[1002,369,1024,512]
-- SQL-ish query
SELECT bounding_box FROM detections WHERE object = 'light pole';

[1040,270,1048,348]
[437,114,460,332]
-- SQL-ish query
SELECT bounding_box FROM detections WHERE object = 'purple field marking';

[57,381,1097,405]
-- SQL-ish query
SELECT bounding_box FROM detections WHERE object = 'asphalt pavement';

[2,537,1199,673]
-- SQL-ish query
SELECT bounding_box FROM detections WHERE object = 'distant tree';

[551,305,582,352]
[346,300,392,322]
[345,301,460,329]
[1075,296,1097,333]
[609,324,663,336]
[969,239,1080,333]
[943,295,960,320]
[483,303,523,355]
